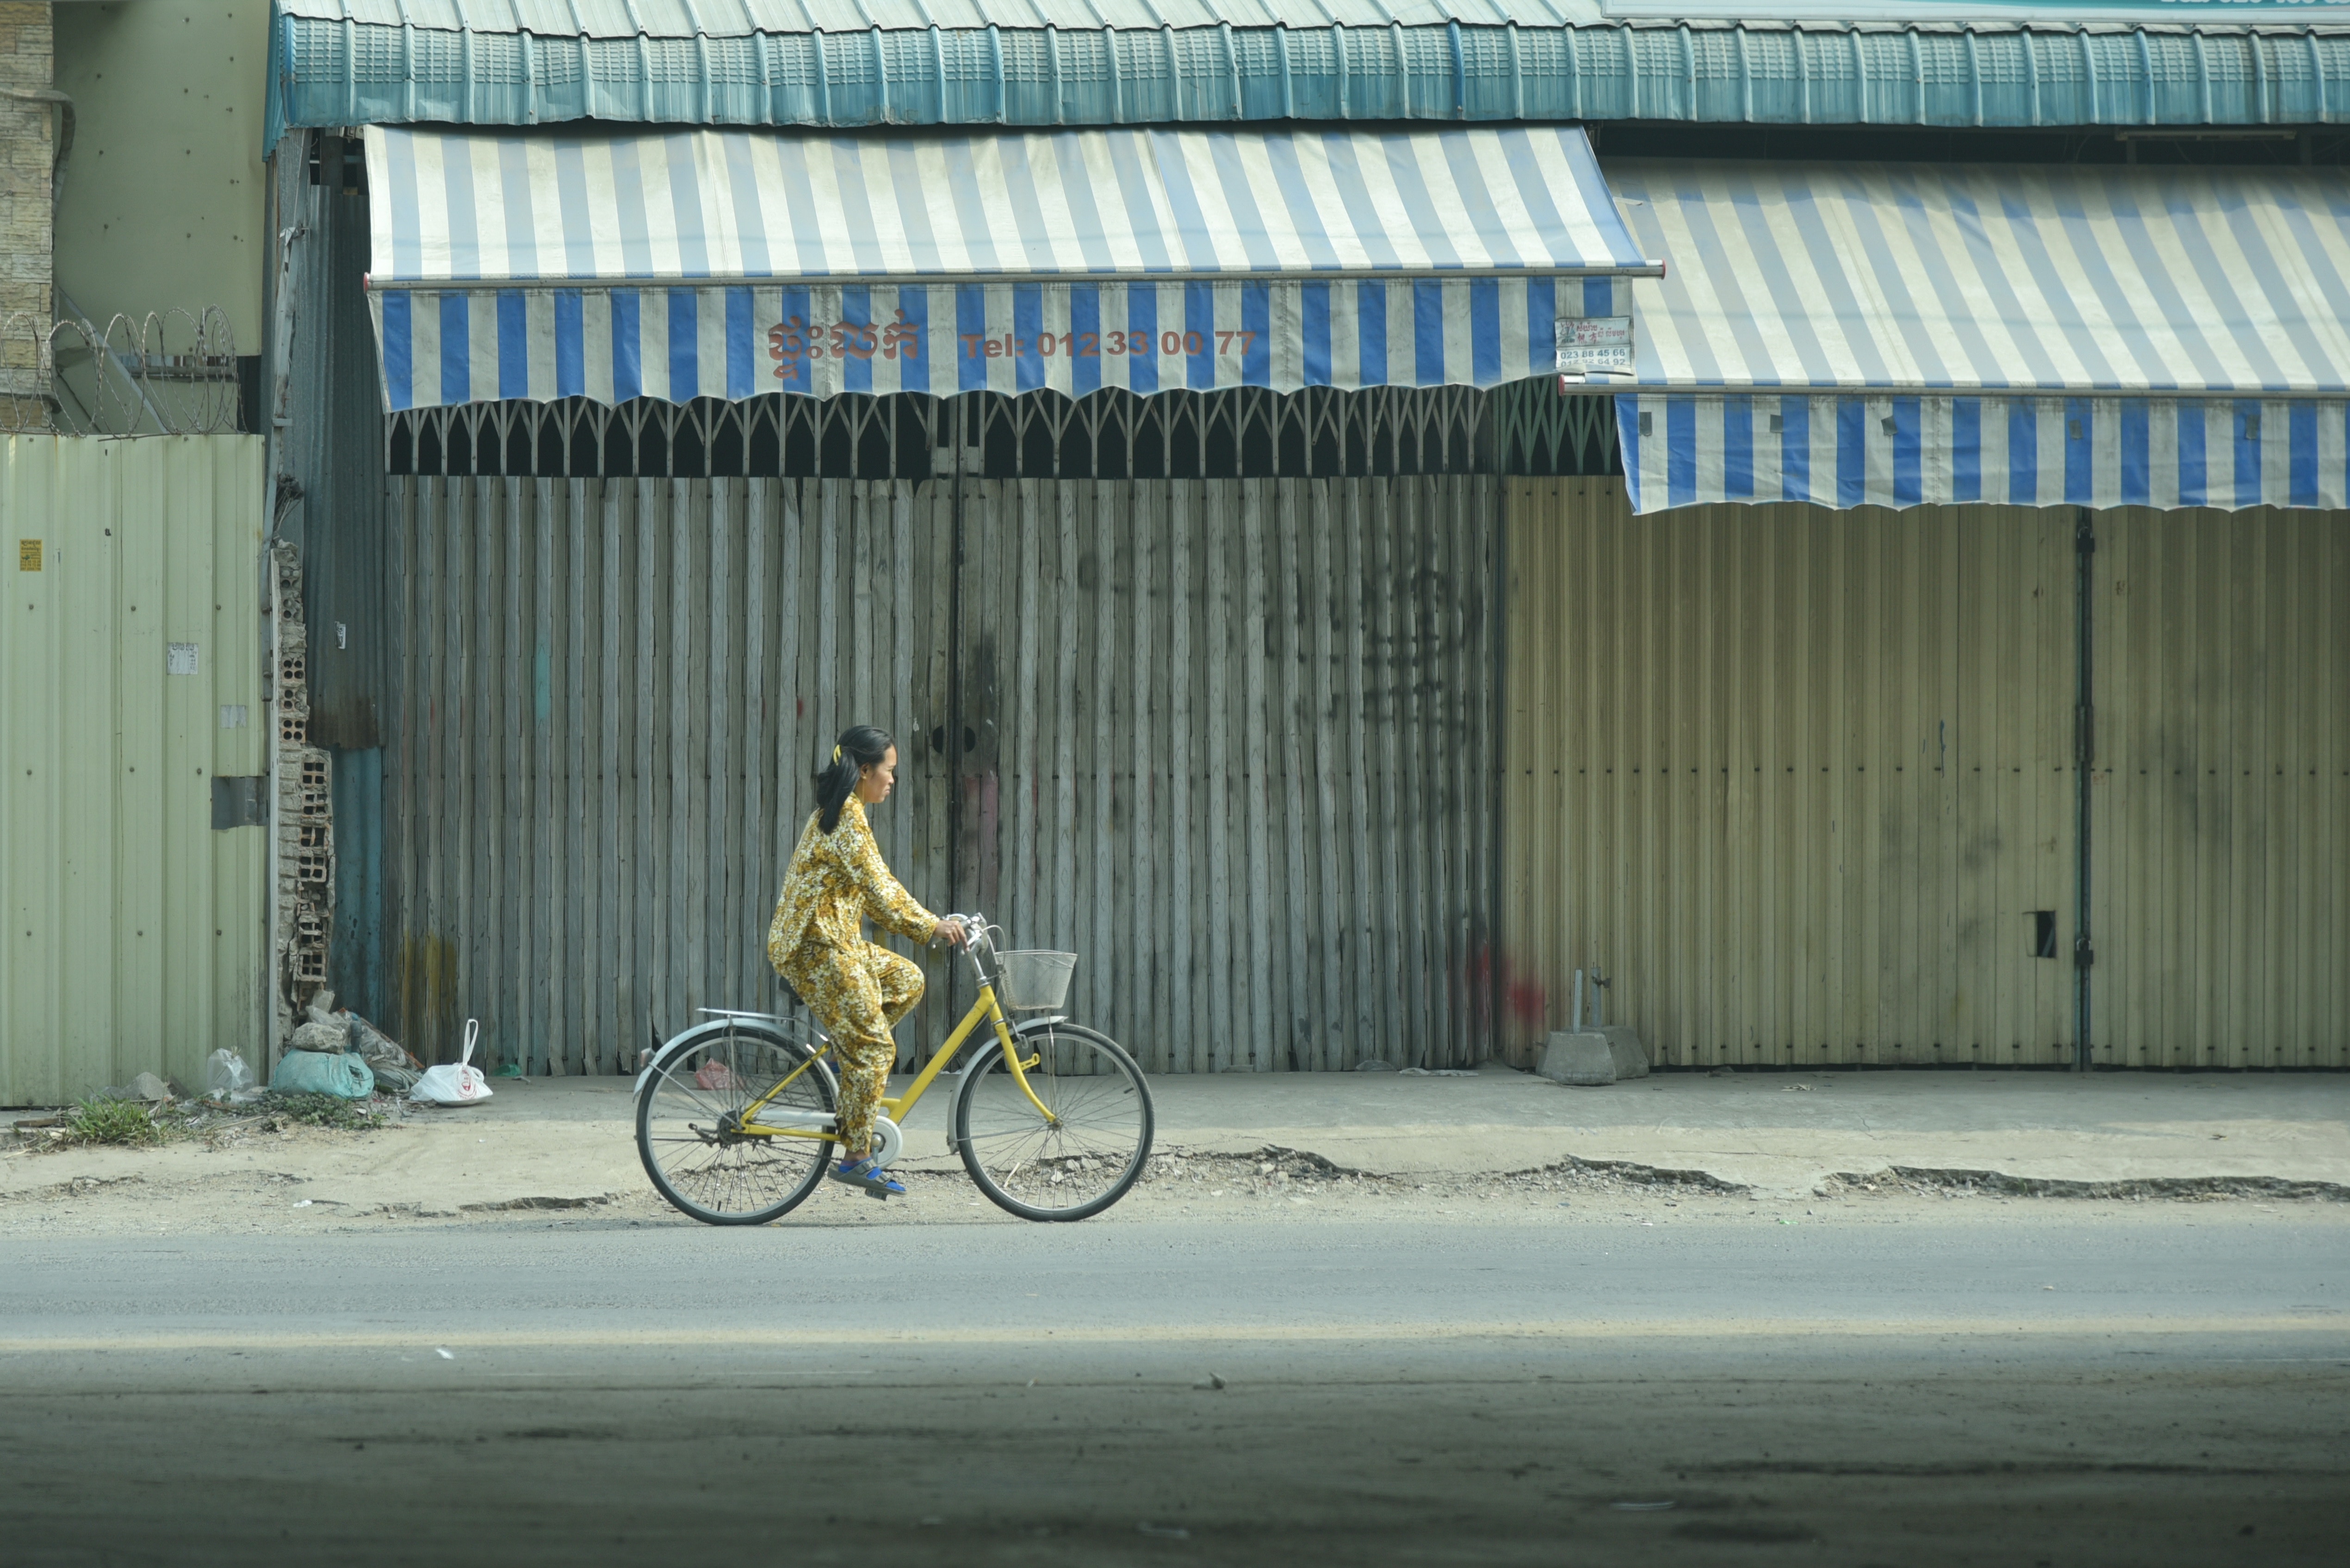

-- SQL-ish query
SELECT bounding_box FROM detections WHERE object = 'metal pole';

[945,395,966,1024]
[1489,461,1507,1063]
[2073,509,2097,1072]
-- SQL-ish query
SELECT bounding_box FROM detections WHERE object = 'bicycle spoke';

[637,1032,834,1225]
[958,1025,1152,1219]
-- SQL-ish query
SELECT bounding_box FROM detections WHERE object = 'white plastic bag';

[408,1019,494,1107]
[204,1050,261,1103]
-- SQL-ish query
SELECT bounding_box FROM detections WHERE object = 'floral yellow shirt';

[766,796,938,969]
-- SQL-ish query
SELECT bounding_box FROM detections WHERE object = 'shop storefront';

[307,121,1652,1073]
[263,2,2350,1076]
[1503,159,2350,1069]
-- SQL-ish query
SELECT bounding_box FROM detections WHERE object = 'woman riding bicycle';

[766,725,964,1199]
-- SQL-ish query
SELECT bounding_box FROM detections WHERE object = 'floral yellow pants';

[779,937,924,1159]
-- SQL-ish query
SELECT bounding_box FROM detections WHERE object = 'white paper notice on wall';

[1556,316,1634,373]
[167,643,199,676]
[220,704,248,729]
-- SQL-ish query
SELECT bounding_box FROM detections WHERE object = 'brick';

[0,1,50,418]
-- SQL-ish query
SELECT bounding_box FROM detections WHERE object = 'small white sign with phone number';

[1556,316,1634,373]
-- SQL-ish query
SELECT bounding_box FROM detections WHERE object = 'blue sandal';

[829,1154,905,1200]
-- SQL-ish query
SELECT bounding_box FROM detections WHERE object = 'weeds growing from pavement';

[262,1091,392,1132]
[14,1091,396,1154]
[61,1097,163,1147]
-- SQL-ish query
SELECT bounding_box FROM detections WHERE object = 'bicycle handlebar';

[937,911,999,962]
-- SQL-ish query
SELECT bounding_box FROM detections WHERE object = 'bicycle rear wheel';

[953,1022,1153,1221]
[636,1023,836,1225]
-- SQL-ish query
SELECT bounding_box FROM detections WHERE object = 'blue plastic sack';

[272,1048,375,1099]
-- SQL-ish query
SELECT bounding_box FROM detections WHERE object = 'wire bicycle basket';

[995,950,1077,1011]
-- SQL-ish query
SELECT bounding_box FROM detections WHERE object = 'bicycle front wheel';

[636,1023,836,1225]
[954,1022,1153,1221]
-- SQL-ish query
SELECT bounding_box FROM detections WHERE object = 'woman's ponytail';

[814,725,894,833]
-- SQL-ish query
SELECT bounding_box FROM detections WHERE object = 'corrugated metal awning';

[361,123,1655,408]
[281,0,1559,31]
[267,2,2350,149]
[1607,161,2350,512]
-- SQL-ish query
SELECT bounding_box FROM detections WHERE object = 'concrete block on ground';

[1539,1031,1612,1085]
[1600,1026,1649,1081]
[1538,1027,1649,1086]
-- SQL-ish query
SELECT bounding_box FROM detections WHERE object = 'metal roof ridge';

[267,2,2350,148]
[272,0,1598,32]
[272,2,2350,31]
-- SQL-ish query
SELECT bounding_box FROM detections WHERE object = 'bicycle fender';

[631,1015,836,1101]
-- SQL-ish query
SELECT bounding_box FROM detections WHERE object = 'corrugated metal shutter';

[1501,477,2077,1068]
[273,178,403,1037]
[957,477,1498,1072]
[284,185,392,756]
[0,436,270,1103]
[374,473,1498,1073]
[379,476,957,1072]
[2091,508,2350,1069]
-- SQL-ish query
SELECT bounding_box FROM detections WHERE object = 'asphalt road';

[3,1211,2344,1567]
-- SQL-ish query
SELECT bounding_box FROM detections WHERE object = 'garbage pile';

[276,989,425,1099]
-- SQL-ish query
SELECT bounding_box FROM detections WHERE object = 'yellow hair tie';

[831,745,843,764]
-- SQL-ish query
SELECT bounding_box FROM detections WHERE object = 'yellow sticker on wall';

[17,539,38,571]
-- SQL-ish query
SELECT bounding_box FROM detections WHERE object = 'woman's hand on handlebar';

[931,915,969,948]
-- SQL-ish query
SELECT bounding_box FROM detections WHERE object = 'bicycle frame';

[726,921,1056,1141]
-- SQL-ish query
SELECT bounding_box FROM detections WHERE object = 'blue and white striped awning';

[1607,161,2350,513]
[361,123,1656,410]
[1618,394,2350,512]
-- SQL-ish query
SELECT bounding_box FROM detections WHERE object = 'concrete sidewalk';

[1153,1066,2350,1193]
[7,1066,2347,1210]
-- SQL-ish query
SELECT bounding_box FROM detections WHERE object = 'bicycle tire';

[953,1022,1153,1222]
[636,1022,836,1226]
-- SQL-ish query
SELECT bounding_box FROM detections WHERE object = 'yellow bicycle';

[632,915,1154,1224]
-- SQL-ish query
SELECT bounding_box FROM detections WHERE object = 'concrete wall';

[50,1,266,347]
[0,2,53,415]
